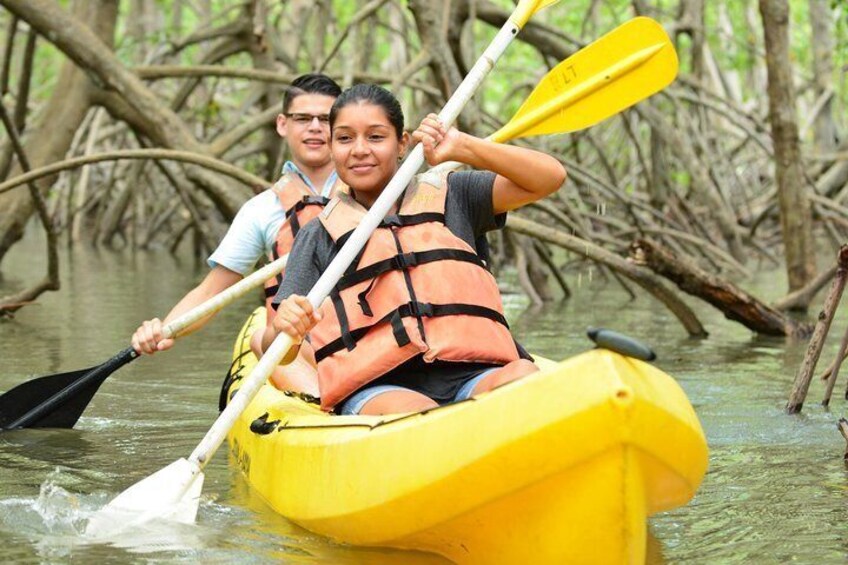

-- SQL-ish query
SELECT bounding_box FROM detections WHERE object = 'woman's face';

[331,102,408,203]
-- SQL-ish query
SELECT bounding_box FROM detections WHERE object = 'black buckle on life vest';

[285,196,329,232]
[288,195,327,212]
[302,195,327,205]
[392,252,418,270]
[410,301,434,318]
[381,215,403,228]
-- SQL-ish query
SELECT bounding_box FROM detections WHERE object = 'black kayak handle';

[587,327,656,362]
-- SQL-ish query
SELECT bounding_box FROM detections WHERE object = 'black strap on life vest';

[332,212,445,253]
[380,212,444,228]
[314,301,510,362]
[285,195,330,238]
[264,246,286,304]
[388,227,429,345]
[339,248,486,292]
[331,290,357,352]
[265,196,328,308]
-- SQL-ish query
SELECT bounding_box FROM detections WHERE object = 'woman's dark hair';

[283,73,342,113]
[329,84,405,138]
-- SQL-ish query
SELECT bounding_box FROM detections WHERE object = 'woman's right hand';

[413,113,466,166]
[131,318,174,355]
[272,295,322,344]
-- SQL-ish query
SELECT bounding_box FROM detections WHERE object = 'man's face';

[277,93,336,169]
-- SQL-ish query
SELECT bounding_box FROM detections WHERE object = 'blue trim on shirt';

[282,161,338,198]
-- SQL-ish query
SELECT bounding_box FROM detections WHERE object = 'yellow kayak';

[224,308,708,564]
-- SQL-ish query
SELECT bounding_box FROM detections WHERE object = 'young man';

[131,74,343,395]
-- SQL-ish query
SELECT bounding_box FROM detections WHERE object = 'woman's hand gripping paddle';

[0,255,288,431]
[84,0,561,538]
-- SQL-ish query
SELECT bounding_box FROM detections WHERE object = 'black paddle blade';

[0,346,138,430]
[0,368,104,429]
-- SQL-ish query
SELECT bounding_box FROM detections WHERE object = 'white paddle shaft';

[186,20,521,470]
[161,254,288,340]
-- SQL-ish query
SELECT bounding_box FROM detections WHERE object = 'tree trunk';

[807,0,839,153]
[280,0,313,66]
[648,127,670,209]
[676,0,705,81]
[759,0,816,294]
[407,0,481,130]
[0,0,116,268]
[246,0,282,181]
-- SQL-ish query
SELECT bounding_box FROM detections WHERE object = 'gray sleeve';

[445,170,506,237]
[272,222,326,306]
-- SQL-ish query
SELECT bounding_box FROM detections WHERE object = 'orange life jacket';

[263,172,346,325]
[311,173,520,410]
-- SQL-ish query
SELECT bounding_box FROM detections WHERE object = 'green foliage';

[671,170,691,187]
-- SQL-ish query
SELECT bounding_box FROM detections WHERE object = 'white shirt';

[206,162,337,274]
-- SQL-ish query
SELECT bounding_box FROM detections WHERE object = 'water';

[1,229,847,563]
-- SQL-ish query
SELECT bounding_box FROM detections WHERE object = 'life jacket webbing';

[330,290,357,352]
[388,227,430,345]
[314,301,510,362]
[265,246,285,303]
[285,195,331,238]
[332,212,445,252]
[264,177,344,320]
[338,248,486,291]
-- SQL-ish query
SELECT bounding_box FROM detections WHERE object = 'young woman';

[261,84,566,416]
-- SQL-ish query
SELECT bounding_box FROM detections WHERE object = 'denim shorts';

[338,367,501,416]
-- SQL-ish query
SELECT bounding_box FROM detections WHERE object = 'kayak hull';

[225,308,707,564]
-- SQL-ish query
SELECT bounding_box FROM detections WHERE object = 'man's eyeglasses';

[285,113,330,126]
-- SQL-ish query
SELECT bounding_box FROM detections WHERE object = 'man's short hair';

[283,74,342,113]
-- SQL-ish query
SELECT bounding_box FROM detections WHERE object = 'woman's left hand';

[413,113,464,165]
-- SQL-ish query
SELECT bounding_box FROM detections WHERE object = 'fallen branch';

[507,215,707,337]
[630,238,811,337]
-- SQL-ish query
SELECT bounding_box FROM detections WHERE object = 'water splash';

[0,468,219,557]
[0,469,100,537]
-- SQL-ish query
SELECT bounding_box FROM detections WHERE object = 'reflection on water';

[1,229,847,563]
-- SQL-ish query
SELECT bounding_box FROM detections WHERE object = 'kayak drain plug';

[612,386,634,407]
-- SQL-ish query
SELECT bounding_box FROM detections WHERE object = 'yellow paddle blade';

[491,17,678,142]
[511,0,560,28]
